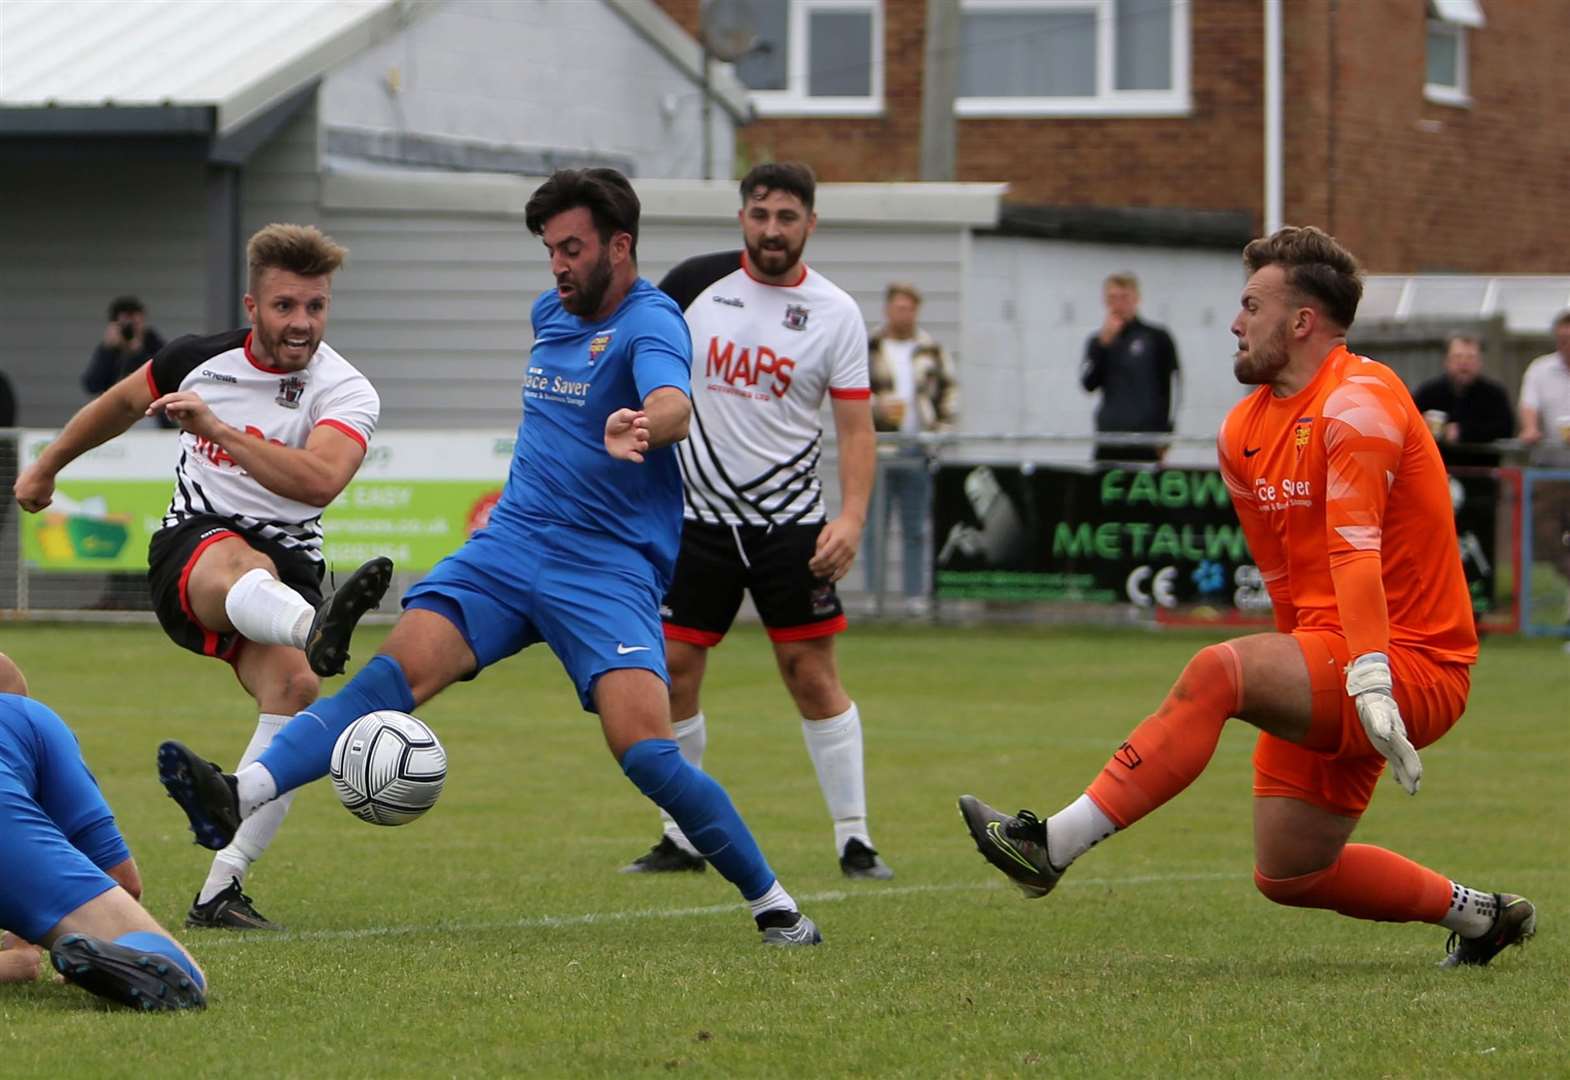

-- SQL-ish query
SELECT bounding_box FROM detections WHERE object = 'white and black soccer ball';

[329,711,447,826]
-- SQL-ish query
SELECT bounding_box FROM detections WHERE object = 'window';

[736,0,883,117]
[1425,0,1484,107]
[957,0,1190,117]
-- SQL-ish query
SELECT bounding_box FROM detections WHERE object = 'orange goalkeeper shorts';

[1251,629,1471,818]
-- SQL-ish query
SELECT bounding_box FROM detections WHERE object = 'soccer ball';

[329,711,447,826]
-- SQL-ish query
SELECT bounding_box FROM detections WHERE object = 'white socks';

[801,702,871,855]
[660,713,707,856]
[224,568,314,648]
[197,714,297,904]
[661,704,876,860]
[235,761,280,820]
[1044,794,1119,871]
[747,879,798,920]
[1440,882,1499,938]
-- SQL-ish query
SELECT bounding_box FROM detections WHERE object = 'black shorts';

[662,520,846,646]
[147,515,324,662]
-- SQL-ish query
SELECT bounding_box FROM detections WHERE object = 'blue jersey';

[488,279,692,582]
[0,694,130,941]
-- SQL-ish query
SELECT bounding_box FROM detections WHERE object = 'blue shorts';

[402,523,668,712]
[0,696,130,942]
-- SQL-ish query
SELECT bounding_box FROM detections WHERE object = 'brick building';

[658,1,1570,273]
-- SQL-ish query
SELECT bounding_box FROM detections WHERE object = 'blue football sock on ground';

[113,931,205,991]
[621,738,776,901]
[256,655,415,794]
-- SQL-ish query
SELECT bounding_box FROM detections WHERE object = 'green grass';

[1,623,1566,1078]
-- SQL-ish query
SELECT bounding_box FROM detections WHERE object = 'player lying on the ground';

[0,653,206,1010]
[960,226,1535,968]
[15,224,392,933]
[156,168,822,946]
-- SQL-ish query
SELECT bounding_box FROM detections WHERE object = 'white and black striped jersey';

[147,328,379,563]
[658,251,869,527]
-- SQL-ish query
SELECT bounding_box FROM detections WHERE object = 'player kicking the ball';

[622,162,891,881]
[16,224,391,932]
[960,226,1535,968]
[156,169,821,946]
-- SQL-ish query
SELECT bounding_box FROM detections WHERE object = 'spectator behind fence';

[1081,272,1180,463]
[1518,309,1570,621]
[85,297,171,428]
[1411,333,1515,467]
[864,282,957,613]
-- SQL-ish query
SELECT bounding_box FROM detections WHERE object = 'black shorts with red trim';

[662,519,846,646]
[147,515,324,662]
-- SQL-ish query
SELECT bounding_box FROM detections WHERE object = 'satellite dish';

[700,0,760,62]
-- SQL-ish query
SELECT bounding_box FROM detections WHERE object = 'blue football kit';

[0,694,130,941]
[4,695,207,993]
[402,279,690,708]
[251,278,783,906]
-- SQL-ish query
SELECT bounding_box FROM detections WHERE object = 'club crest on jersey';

[1295,417,1313,452]
[275,375,306,409]
[783,304,810,332]
[588,333,614,365]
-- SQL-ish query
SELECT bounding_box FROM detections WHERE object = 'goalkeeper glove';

[1345,652,1421,795]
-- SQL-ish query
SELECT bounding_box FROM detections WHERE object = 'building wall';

[661,0,1570,273]
[315,175,976,430]
[661,0,1263,213]
[0,161,208,425]
[242,99,323,244]
[1302,0,1570,273]
[964,235,1245,464]
[321,0,734,179]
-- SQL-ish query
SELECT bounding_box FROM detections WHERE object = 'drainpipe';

[1264,0,1283,233]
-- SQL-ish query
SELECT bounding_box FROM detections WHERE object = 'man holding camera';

[84,297,170,427]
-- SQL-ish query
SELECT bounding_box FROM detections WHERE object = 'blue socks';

[621,739,776,901]
[114,931,205,991]
[256,655,416,794]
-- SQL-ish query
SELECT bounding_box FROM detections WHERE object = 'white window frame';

[745,0,885,118]
[955,0,1191,118]
[1424,0,1483,108]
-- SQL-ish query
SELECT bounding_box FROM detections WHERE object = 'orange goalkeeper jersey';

[1218,344,1477,666]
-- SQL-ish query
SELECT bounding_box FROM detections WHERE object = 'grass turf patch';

[1,623,1564,1077]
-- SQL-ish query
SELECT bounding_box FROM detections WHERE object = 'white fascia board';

[603,0,754,122]
[324,169,1006,229]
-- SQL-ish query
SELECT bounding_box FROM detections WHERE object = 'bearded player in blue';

[157,169,821,945]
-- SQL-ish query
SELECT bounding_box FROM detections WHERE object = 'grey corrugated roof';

[0,0,413,134]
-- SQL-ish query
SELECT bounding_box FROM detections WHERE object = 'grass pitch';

[0,622,1565,1078]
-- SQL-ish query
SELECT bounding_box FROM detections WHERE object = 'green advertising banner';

[21,480,174,572]
[20,431,514,574]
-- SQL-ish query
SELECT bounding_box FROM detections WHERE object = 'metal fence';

[3,428,1567,638]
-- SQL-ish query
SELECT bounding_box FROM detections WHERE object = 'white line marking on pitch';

[194,871,1236,948]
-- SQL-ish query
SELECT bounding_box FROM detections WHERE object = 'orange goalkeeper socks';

[1254,843,1452,923]
[1084,642,1242,829]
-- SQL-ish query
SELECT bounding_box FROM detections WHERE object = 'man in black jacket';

[84,297,170,428]
[1081,272,1179,463]
[1411,333,1515,467]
